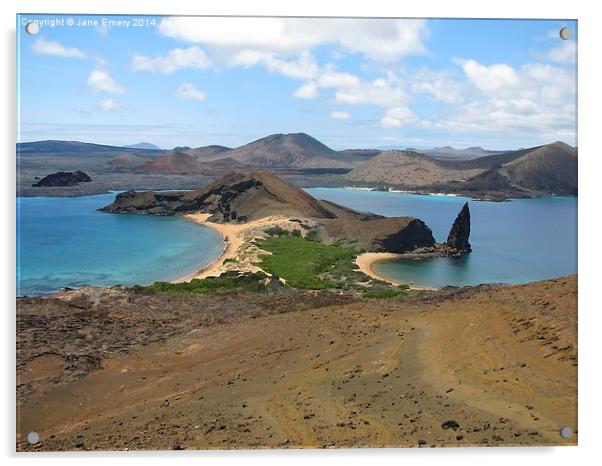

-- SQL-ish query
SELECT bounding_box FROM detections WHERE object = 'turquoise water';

[17,194,225,296]
[17,189,577,295]
[306,188,577,288]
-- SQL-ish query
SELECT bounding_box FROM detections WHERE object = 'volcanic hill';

[101,169,468,254]
[346,142,577,198]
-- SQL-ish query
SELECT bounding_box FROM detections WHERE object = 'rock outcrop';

[102,169,337,221]
[321,217,435,253]
[32,171,91,187]
[444,202,471,254]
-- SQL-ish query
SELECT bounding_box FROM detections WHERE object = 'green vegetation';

[264,225,290,237]
[130,271,270,294]
[256,232,371,290]
[130,230,412,300]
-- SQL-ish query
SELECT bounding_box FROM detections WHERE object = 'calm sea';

[17,193,224,296]
[17,189,577,295]
[306,188,577,289]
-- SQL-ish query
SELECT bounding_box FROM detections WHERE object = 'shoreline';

[355,252,436,291]
[174,215,437,292]
[173,213,300,283]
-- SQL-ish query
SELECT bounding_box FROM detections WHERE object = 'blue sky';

[17,15,577,150]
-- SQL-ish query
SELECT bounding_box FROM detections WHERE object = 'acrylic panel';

[16,14,577,451]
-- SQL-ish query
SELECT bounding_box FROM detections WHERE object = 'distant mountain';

[141,152,206,175]
[17,140,163,156]
[337,149,382,165]
[123,142,162,150]
[497,141,577,194]
[106,153,148,169]
[222,133,353,169]
[187,145,232,161]
[424,146,503,161]
[346,150,485,187]
[201,157,250,176]
[346,142,577,198]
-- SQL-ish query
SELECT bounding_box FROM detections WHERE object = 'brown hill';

[106,153,147,169]
[337,149,382,165]
[345,150,484,187]
[223,133,352,169]
[102,169,336,220]
[141,151,206,175]
[498,141,577,194]
[346,142,577,197]
[101,169,445,253]
[187,145,232,161]
[201,157,250,175]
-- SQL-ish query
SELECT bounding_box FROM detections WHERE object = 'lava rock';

[445,202,471,254]
[33,171,92,187]
[441,420,460,430]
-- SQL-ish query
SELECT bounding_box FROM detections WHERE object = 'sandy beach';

[355,252,435,290]
[175,213,303,282]
[176,216,435,290]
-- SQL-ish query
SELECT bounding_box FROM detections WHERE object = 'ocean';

[306,188,577,288]
[17,193,224,296]
[17,189,577,295]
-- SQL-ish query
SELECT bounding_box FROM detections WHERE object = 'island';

[32,170,92,187]
[17,164,577,453]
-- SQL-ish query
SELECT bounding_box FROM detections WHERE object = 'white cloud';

[87,70,125,94]
[316,67,360,89]
[380,107,417,128]
[335,77,407,108]
[420,58,576,142]
[546,41,576,64]
[230,50,319,80]
[458,59,520,94]
[99,98,120,111]
[293,82,319,99]
[132,46,212,74]
[330,111,350,120]
[411,68,464,104]
[157,17,428,62]
[174,83,206,102]
[31,38,86,59]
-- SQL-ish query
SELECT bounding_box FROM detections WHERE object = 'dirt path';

[17,276,577,450]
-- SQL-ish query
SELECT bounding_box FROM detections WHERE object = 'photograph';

[16,14,577,451]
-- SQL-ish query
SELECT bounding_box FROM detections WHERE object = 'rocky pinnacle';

[446,202,471,254]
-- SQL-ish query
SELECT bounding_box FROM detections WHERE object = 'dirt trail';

[17,276,577,450]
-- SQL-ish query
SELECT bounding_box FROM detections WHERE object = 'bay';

[306,188,577,288]
[17,193,224,296]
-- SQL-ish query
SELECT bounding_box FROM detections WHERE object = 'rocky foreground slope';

[17,275,577,450]
[101,169,469,255]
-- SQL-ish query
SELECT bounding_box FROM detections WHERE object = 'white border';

[3,1,601,465]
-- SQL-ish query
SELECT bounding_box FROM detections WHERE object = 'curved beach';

[176,216,434,292]
[174,213,302,282]
[355,252,436,291]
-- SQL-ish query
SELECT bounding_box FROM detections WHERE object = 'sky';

[17,15,577,150]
